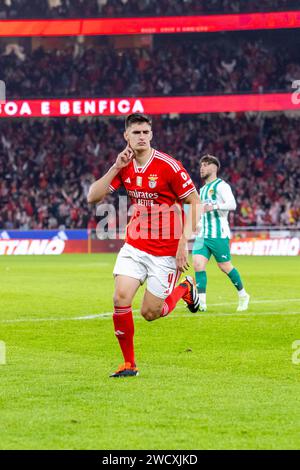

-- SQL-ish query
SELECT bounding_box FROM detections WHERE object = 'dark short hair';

[200,154,221,170]
[125,113,152,129]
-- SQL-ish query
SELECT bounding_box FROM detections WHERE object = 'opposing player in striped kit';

[192,154,250,312]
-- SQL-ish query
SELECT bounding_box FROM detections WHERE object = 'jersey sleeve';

[109,172,123,193]
[169,164,196,200]
[217,182,237,211]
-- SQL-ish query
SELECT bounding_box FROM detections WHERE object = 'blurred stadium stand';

[1,30,300,99]
[0,114,299,230]
[0,0,299,232]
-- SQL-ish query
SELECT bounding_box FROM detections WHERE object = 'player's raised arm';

[87,145,134,204]
[176,190,202,272]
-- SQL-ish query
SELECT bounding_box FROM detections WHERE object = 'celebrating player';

[88,113,201,377]
[192,154,250,312]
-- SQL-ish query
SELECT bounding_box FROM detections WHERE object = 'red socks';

[160,283,188,317]
[113,284,189,365]
[113,306,135,367]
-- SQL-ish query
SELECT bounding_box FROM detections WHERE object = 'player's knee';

[113,290,132,306]
[219,263,233,274]
[141,308,159,322]
[193,257,206,271]
[193,261,205,271]
[141,311,155,322]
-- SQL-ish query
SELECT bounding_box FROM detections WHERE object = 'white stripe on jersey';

[155,150,181,170]
[178,187,196,200]
[155,155,178,173]
[154,155,179,173]
[154,151,181,172]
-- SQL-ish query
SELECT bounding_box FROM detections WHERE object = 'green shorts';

[192,237,231,263]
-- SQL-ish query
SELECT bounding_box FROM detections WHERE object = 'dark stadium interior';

[0,0,298,19]
[0,1,299,231]
[1,30,300,99]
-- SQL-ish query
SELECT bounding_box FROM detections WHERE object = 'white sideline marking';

[1,298,300,324]
[177,311,300,319]
[211,298,300,306]
[1,311,300,324]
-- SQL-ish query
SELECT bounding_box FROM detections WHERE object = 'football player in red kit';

[88,113,201,377]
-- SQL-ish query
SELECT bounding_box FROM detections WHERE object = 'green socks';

[227,268,243,291]
[195,271,207,293]
[195,268,245,299]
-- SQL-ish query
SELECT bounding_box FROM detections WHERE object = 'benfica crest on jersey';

[148,175,158,188]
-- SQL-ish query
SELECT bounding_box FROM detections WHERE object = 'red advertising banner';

[0,11,299,37]
[230,237,300,256]
[0,239,88,255]
[1,237,299,256]
[0,94,299,118]
[91,239,123,253]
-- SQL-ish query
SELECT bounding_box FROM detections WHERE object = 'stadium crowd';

[0,0,298,19]
[0,114,299,231]
[2,31,300,99]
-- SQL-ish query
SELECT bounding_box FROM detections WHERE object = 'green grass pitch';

[1,254,300,450]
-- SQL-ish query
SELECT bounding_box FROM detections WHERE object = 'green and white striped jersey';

[197,178,237,239]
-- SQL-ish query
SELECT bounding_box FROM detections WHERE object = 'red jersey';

[109,148,196,256]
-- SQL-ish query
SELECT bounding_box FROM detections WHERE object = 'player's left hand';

[176,241,189,272]
[203,203,214,213]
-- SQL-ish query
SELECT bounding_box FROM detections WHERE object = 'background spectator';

[0,113,299,230]
[1,30,299,99]
[0,0,298,18]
